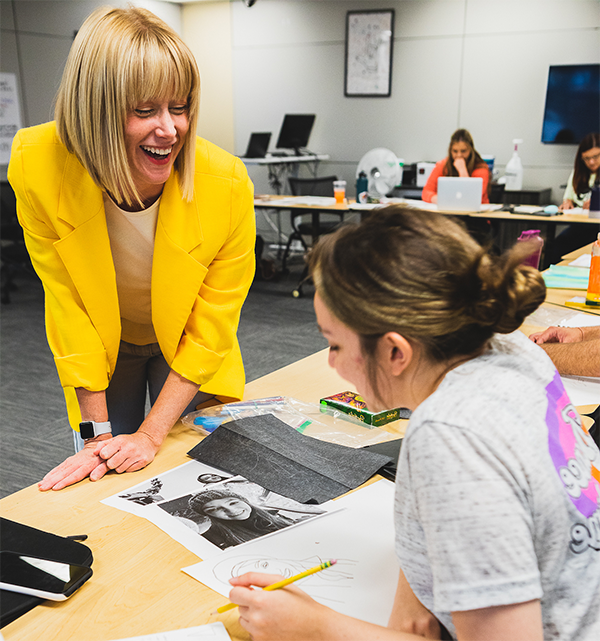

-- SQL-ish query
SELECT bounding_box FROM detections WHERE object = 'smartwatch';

[79,420,112,440]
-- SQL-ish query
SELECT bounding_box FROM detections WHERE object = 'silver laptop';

[437,177,483,211]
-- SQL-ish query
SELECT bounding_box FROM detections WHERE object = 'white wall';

[228,0,600,205]
[2,0,599,209]
[183,1,234,152]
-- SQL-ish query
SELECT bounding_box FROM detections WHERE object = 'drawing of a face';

[237,558,297,577]
[202,497,252,521]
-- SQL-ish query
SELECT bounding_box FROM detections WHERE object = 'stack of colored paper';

[542,265,589,289]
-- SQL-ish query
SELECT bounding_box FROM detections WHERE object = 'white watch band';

[79,420,112,440]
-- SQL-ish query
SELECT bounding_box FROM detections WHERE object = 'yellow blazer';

[8,122,256,430]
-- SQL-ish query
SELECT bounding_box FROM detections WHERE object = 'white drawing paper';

[183,480,399,626]
[107,621,231,641]
[562,374,600,406]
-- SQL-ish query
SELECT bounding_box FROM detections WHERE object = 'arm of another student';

[472,165,490,203]
[422,161,445,204]
[529,326,600,377]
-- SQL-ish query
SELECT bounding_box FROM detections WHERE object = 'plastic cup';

[334,180,346,204]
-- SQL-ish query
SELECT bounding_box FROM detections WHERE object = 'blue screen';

[541,64,600,144]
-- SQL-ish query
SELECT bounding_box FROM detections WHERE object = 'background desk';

[0,351,406,641]
[242,154,329,194]
[254,196,600,269]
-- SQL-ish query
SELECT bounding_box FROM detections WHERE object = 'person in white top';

[560,133,600,210]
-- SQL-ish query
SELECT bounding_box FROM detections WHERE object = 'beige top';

[104,193,159,345]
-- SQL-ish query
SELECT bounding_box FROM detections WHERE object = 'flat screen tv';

[541,64,600,144]
[275,114,316,155]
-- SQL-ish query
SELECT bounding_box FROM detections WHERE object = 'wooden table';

[0,351,407,641]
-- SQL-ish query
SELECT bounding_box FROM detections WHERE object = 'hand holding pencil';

[214,559,337,614]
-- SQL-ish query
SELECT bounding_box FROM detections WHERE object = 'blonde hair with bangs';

[55,6,200,207]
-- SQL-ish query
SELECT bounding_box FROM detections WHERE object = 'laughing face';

[201,497,253,521]
[124,99,190,206]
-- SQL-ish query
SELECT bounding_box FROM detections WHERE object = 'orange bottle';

[586,233,600,307]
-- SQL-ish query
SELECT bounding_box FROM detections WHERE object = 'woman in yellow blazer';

[7,6,255,491]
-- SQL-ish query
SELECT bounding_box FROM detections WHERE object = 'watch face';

[79,421,94,440]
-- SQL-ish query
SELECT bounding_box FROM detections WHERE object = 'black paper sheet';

[187,414,392,504]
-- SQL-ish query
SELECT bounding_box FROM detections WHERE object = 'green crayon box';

[319,391,410,427]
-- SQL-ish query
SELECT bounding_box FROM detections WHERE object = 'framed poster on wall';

[345,9,394,97]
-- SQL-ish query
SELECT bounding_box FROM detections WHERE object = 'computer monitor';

[275,114,316,155]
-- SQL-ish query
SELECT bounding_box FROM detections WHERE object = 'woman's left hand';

[229,573,331,641]
[94,431,160,474]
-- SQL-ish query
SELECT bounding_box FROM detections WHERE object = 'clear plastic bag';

[181,396,402,448]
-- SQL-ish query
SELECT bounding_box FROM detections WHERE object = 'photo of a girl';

[158,486,325,551]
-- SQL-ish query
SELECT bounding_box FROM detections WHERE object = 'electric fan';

[356,148,401,199]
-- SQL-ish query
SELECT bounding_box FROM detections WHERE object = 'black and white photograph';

[157,478,328,551]
[102,460,234,513]
[103,463,330,559]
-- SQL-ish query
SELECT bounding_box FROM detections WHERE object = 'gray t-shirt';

[395,331,600,640]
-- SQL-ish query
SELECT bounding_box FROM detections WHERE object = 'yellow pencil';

[213,559,337,614]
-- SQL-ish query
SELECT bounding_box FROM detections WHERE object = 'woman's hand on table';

[38,430,160,491]
[229,572,332,641]
[38,434,112,491]
[559,199,574,211]
[94,431,160,474]
[529,326,583,345]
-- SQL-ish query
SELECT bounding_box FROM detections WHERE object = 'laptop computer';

[437,177,483,211]
[241,132,271,159]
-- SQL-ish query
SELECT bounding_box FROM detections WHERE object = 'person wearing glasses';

[560,133,600,211]
[547,132,600,264]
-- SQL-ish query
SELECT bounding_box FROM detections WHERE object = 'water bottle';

[517,229,543,269]
[356,171,368,203]
[586,233,600,307]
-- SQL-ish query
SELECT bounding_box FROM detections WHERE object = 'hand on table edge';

[94,430,161,474]
[38,433,112,491]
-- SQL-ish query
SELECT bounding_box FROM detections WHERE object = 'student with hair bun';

[229,207,600,641]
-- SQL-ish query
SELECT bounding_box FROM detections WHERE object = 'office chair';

[281,175,343,273]
[1,181,33,304]
[281,175,345,297]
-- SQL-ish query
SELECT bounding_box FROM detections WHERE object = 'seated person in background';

[543,132,600,264]
[229,208,600,641]
[560,133,599,211]
[422,129,490,204]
